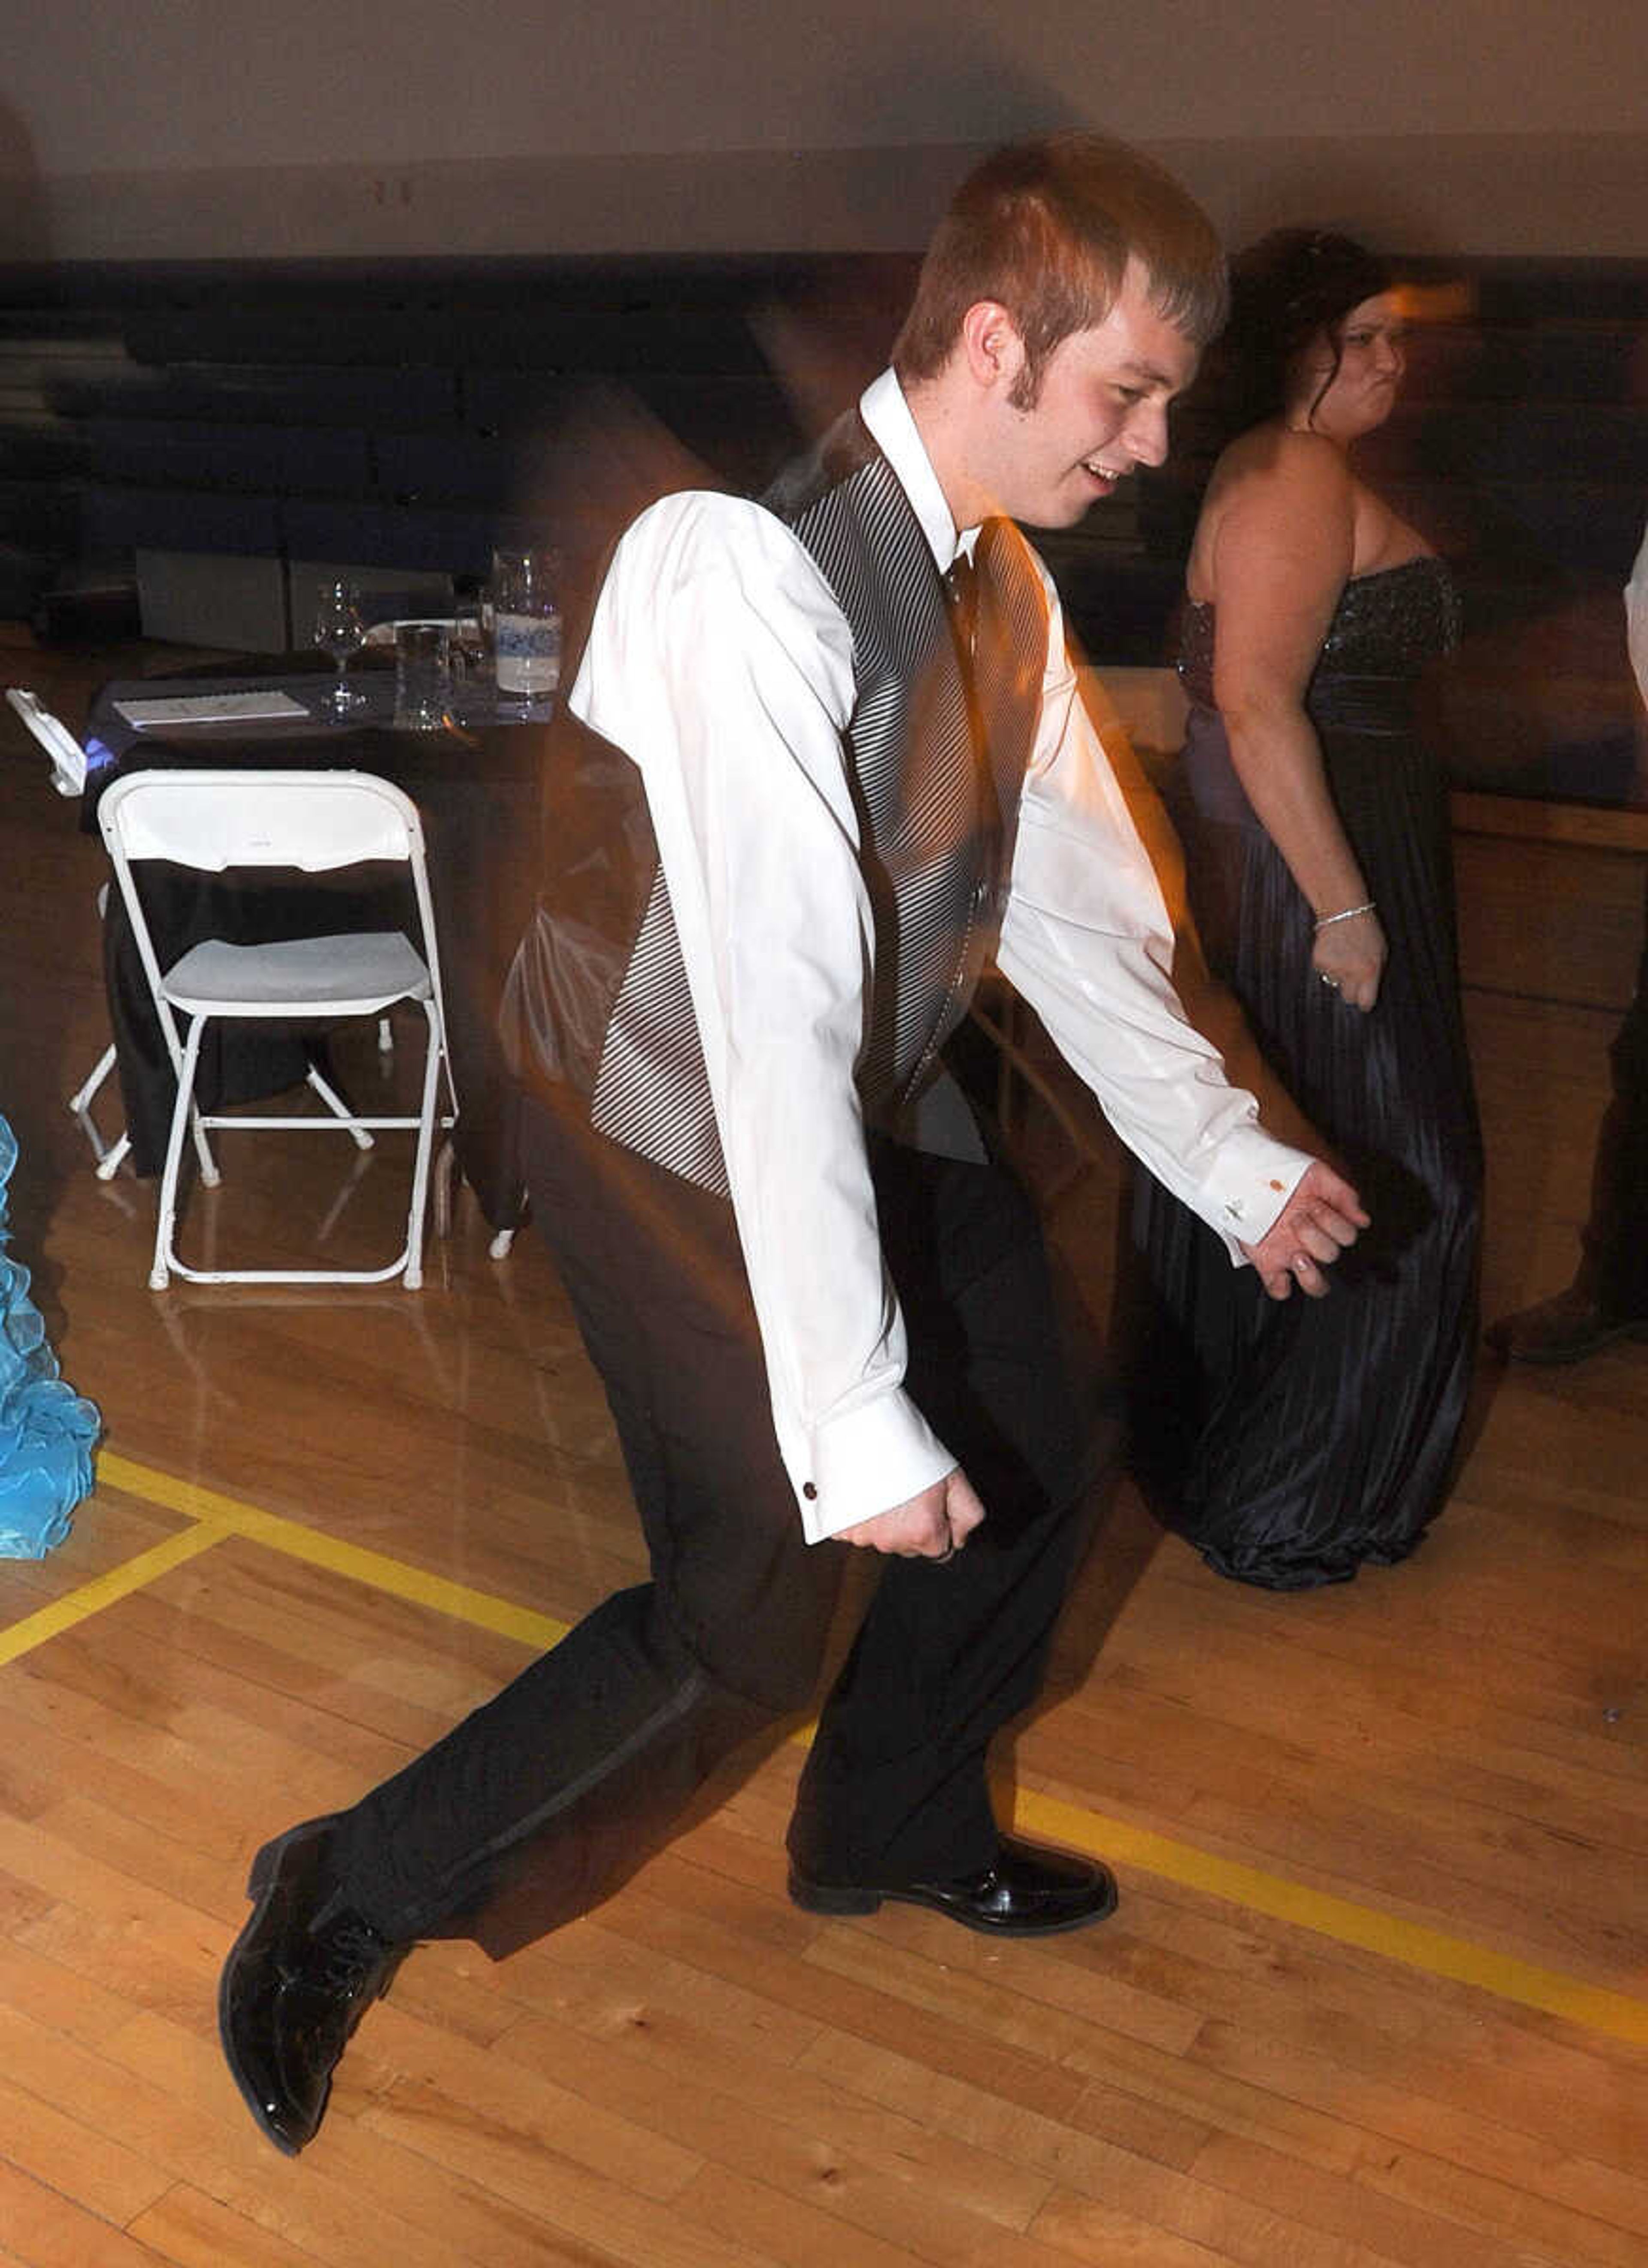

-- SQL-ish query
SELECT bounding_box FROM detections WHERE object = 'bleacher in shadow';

[1,248,1644,798]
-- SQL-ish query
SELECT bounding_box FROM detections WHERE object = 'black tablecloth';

[83,671,544,1231]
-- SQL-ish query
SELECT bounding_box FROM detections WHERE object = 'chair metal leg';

[94,1131,132,1181]
[154,1016,217,1186]
[68,1038,207,1189]
[69,1041,118,1117]
[69,1042,136,1177]
[304,1061,375,1150]
[151,1014,209,1290]
[400,1000,445,1290]
[191,1098,221,1186]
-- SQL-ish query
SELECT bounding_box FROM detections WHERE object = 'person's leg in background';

[1489,872,1648,1362]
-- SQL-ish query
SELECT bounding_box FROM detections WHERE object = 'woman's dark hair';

[1215,229,1394,434]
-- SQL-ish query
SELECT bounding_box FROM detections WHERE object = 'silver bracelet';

[1314,900,1375,931]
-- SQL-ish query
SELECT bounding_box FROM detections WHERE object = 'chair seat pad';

[162,931,432,1015]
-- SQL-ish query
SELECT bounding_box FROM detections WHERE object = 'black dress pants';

[326,1090,1106,1958]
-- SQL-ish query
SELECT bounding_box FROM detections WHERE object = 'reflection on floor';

[2,628,1647,2268]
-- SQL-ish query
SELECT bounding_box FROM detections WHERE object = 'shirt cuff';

[1198,1125,1312,1259]
[794,1388,955,1545]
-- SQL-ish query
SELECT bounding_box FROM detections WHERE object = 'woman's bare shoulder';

[1192,428,1354,598]
[1218,423,1354,501]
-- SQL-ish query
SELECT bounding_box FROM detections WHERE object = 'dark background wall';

[3,1,1644,801]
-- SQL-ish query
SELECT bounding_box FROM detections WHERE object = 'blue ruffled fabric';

[0,1116,100,1555]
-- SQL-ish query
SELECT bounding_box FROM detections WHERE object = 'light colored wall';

[3,0,1646,260]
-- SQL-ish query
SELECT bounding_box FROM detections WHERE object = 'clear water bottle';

[491,546,561,711]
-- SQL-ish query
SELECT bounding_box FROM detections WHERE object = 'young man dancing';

[221,133,1365,2155]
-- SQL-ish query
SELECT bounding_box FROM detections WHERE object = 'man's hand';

[836,1467,986,1558]
[1241,1159,1369,1300]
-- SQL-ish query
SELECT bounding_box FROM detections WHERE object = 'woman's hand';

[1311,905,1386,1012]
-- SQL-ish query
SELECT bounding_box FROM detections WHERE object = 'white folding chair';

[6,685,132,1177]
[97,769,455,1289]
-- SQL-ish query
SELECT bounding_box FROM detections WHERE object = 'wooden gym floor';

[1,631,1646,2268]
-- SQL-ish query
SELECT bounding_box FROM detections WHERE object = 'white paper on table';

[112,691,312,727]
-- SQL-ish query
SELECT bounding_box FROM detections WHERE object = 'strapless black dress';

[1129,557,1483,1588]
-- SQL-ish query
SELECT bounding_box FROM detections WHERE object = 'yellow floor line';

[0,1518,230,1668]
[1010,1788,1648,2048]
[14,1448,1648,2048]
[96,1449,567,1651]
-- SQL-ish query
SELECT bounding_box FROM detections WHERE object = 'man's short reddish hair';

[893,134,1227,405]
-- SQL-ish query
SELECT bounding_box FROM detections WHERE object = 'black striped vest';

[502,411,1046,1195]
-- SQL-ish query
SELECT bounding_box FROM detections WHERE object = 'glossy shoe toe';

[218,1814,403,2154]
[790,1834,1118,1937]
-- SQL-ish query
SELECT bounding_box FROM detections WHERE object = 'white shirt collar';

[859,368,976,572]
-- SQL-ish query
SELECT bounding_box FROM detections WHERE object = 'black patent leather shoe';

[788,1834,1118,1937]
[218,1814,405,2155]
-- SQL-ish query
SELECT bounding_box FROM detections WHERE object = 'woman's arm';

[1208,432,1387,1010]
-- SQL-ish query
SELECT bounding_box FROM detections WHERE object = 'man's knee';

[661,1547,844,1718]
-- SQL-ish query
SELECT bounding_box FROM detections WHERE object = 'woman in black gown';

[1130,231,1483,1588]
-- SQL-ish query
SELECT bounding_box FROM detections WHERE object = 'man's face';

[981,261,1199,529]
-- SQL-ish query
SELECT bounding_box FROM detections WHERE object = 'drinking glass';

[393,619,452,731]
[448,607,489,706]
[312,579,367,715]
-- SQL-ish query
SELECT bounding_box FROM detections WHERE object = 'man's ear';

[958,300,1027,395]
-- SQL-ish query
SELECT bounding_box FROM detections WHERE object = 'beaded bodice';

[1179,556,1458,715]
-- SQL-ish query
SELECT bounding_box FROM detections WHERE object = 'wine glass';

[312,578,367,715]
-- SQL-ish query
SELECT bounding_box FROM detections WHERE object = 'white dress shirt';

[570,368,1314,1542]
[1627,516,1648,712]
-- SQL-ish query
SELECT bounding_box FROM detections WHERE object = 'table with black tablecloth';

[82,665,543,1233]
